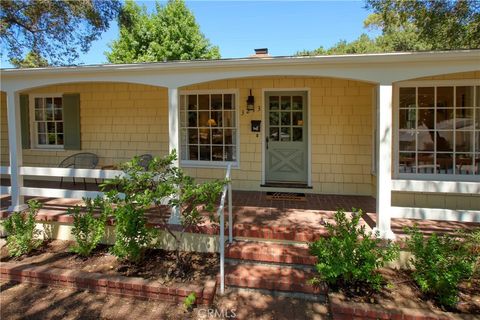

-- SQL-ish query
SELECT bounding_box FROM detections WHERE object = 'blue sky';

[1,1,379,67]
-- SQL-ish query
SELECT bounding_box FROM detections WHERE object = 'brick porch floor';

[1,180,478,240]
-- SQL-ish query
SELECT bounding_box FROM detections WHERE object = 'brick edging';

[0,262,216,305]
[329,293,467,320]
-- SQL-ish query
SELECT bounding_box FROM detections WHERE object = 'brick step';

[226,240,317,266]
[234,224,327,242]
[224,263,327,295]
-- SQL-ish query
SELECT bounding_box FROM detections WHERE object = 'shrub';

[183,292,196,311]
[405,226,479,308]
[2,200,42,257]
[309,209,399,293]
[70,197,109,257]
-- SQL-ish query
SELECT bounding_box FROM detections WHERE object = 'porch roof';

[2,49,479,75]
[1,50,479,89]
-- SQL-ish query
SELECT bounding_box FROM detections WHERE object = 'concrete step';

[224,263,327,296]
[226,240,317,266]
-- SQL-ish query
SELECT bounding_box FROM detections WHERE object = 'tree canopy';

[0,0,121,67]
[297,0,480,56]
[106,0,220,63]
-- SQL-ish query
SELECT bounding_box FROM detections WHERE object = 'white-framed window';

[30,94,64,149]
[179,90,239,166]
[396,81,479,179]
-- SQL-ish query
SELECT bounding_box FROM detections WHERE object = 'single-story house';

[1,49,479,239]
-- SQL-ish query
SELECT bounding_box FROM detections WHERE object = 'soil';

[333,268,480,315]
[0,240,219,285]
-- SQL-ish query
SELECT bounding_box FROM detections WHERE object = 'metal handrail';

[217,164,232,295]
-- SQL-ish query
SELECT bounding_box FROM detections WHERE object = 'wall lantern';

[246,89,255,113]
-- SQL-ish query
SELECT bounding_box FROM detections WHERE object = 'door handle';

[266,137,269,150]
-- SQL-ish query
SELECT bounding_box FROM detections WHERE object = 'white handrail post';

[228,178,233,244]
[219,192,225,295]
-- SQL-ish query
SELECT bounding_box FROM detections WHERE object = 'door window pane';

[281,112,291,126]
[292,96,303,110]
[269,112,279,125]
[270,127,279,141]
[292,127,303,141]
[292,112,303,126]
[280,96,291,110]
[269,96,279,110]
[280,127,290,141]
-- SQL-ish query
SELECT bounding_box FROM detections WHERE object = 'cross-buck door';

[265,92,308,184]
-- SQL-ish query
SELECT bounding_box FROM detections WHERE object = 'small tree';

[100,150,224,268]
[2,200,43,257]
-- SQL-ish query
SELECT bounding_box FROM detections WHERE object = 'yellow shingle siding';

[182,76,375,195]
[392,192,480,211]
[17,83,169,167]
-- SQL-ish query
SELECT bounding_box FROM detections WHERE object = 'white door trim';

[261,88,312,187]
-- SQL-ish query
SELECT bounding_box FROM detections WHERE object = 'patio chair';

[138,154,153,170]
[58,152,99,189]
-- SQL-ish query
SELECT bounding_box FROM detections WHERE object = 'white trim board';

[392,179,480,194]
[19,166,123,179]
[391,206,480,223]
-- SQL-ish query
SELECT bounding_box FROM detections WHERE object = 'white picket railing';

[217,164,233,295]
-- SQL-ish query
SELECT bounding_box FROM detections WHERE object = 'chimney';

[251,48,270,57]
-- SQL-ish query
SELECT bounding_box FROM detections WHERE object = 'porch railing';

[216,164,233,295]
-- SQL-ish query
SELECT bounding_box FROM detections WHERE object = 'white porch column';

[168,87,179,163]
[167,87,181,224]
[6,91,27,212]
[374,84,395,239]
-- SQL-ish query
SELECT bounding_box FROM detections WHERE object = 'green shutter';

[20,94,30,149]
[63,93,81,150]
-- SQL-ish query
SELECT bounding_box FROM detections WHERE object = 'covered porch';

[1,187,478,242]
[1,50,479,242]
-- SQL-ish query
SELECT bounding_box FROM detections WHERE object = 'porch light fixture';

[246,89,255,113]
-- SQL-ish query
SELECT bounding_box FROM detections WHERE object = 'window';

[179,92,238,164]
[398,84,479,177]
[31,95,64,148]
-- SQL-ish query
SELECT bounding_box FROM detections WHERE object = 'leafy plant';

[309,209,399,294]
[99,150,224,270]
[183,292,196,311]
[70,197,109,257]
[405,226,479,308]
[2,200,42,257]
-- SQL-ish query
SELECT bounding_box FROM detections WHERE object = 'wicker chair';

[58,152,99,189]
[138,154,153,170]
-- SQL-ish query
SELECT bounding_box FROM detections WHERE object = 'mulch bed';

[329,268,480,318]
[0,240,219,286]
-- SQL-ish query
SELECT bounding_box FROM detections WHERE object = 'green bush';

[2,200,42,257]
[70,197,108,257]
[183,292,196,311]
[309,209,399,293]
[405,226,479,308]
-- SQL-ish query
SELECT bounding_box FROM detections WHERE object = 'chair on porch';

[58,152,99,190]
[138,154,153,170]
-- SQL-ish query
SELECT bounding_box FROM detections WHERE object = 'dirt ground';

[0,281,329,320]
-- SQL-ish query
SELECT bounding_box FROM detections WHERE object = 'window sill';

[180,161,239,169]
[26,148,65,152]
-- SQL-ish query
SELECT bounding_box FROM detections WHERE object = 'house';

[1,49,479,239]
